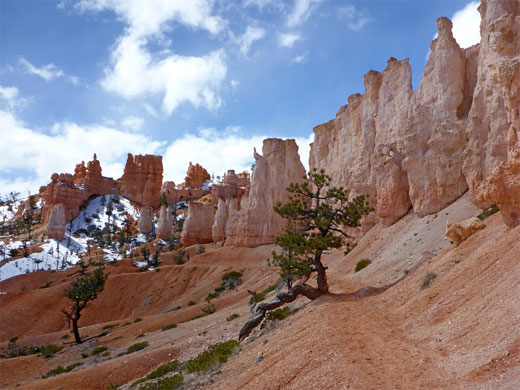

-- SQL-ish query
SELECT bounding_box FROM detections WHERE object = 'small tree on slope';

[62,266,108,344]
[239,169,372,340]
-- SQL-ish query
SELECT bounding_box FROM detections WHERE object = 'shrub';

[249,283,277,304]
[43,362,81,378]
[187,300,196,306]
[39,281,53,289]
[125,341,149,354]
[102,351,111,357]
[221,271,242,282]
[205,292,219,302]
[226,313,240,322]
[197,245,205,254]
[9,248,19,257]
[40,344,63,358]
[81,353,89,358]
[123,321,132,326]
[91,346,108,355]
[161,323,177,331]
[137,334,145,338]
[138,374,183,390]
[202,303,216,315]
[103,323,119,330]
[354,258,371,273]
[420,272,437,291]
[261,306,291,329]
[145,360,179,380]
[133,318,143,323]
[184,340,239,374]
[107,383,121,390]
[477,205,499,221]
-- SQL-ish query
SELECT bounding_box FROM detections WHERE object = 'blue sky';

[0,0,480,196]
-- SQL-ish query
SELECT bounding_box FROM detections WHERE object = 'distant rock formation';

[225,138,307,247]
[46,203,66,241]
[42,154,116,224]
[184,162,211,189]
[446,217,486,245]
[310,0,520,227]
[119,154,163,209]
[156,205,174,240]
[475,151,520,227]
[162,163,213,204]
[180,202,216,246]
[138,206,154,235]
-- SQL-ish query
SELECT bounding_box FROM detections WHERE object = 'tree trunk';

[72,318,82,344]
[315,259,329,294]
[239,283,323,341]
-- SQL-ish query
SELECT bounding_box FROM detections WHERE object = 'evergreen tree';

[62,267,107,344]
[239,169,372,340]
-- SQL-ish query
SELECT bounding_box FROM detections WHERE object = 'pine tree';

[239,169,372,340]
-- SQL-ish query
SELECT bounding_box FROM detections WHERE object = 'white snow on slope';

[0,239,81,281]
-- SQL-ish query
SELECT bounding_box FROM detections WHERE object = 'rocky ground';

[0,193,518,389]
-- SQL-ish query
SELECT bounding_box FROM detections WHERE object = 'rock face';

[475,151,520,227]
[225,139,307,247]
[46,204,66,241]
[184,162,210,189]
[212,198,229,243]
[462,0,520,204]
[403,17,468,217]
[42,154,116,224]
[446,217,486,245]
[310,2,520,227]
[138,206,154,235]
[156,205,173,240]
[180,202,216,246]
[119,154,163,209]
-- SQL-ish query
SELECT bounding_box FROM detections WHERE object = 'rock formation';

[180,202,216,246]
[138,206,154,235]
[446,217,486,245]
[119,154,163,209]
[42,154,116,224]
[310,1,520,228]
[475,151,520,227]
[184,162,211,189]
[46,203,66,241]
[402,17,468,217]
[462,0,520,204]
[224,138,306,247]
[212,198,229,243]
[156,205,174,240]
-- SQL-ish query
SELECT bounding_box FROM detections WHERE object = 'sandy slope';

[0,194,519,389]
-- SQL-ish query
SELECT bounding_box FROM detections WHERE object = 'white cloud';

[278,32,301,48]
[0,86,19,102]
[163,128,312,183]
[0,109,164,195]
[338,6,371,31]
[19,57,64,81]
[78,0,228,115]
[77,0,225,36]
[451,1,480,48]
[0,85,29,110]
[121,116,144,131]
[18,57,80,84]
[142,103,158,117]
[102,35,226,114]
[292,51,309,64]
[287,0,322,28]
[235,25,266,56]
